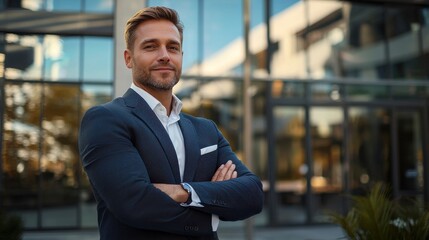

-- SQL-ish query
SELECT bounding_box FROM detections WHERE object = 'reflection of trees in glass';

[42,84,80,189]
[2,83,82,206]
[3,83,41,191]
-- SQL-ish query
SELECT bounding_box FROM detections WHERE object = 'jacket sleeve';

[187,120,264,221]
[78,105,213,236]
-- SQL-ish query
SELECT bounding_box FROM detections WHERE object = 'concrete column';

[114,0,147,97]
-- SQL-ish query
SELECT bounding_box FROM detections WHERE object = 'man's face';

[124,19,182,91]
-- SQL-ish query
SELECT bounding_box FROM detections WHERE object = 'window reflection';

[348,108,391,193]
[310,107,343,222]
[43,36,80,81]
[2,83,42,228]
[41,84,80,227]
[8,0,113,13]
[83,37,113,82]
[273,107,306,224]
[81,84,113,113]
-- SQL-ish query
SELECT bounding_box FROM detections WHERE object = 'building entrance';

[267,101,428,226]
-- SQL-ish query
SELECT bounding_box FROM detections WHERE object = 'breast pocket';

[196,145,218,180]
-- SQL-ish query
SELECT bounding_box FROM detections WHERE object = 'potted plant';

[329,183,429,240]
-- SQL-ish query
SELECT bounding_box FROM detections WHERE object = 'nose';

[158,46,170,63]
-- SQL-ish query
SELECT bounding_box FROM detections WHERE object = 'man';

[78,6,263,240]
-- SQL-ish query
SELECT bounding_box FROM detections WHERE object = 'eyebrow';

[140,38,180,46]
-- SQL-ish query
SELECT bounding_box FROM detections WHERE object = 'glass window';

[44,0,81,12]
[2,82,42,228]
[43,36,80,81]
[40,84,80,227]
[83,37,113,82]
[4,34,81,81]
[396,110,424,192]
[5,34,43,80]
[386,6,426,79]
[348,108,391,193]
[310,107,344,222]
[81,84,113,114]
[84,0,114,13]
[273,106,306,224]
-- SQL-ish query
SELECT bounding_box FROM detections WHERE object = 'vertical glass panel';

[44,0,81,12]
[83,37,113,82]
[396,110,423,192]
[310,107,343,223]
[43,36,80,81]
[348,108,391,193]
[84,0,114,13]
[422,8,429,79]
[329,2,390,79]
[304,1,345,79]
[2,83,42,228]
[269,0,307,78]
[273,107,306,224]
[386,6,426,79]
[40,84,80,228]
[200,0,243,76]
[5,34,43,80]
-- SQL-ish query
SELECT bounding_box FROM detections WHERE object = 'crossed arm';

[153,160,237,203]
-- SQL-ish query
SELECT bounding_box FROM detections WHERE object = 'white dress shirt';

[130,83,219,231]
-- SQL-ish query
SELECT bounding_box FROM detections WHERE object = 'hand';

[153,183,188,203]
[211,160,237,182]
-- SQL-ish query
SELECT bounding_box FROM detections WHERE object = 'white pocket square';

[200,144,218,155]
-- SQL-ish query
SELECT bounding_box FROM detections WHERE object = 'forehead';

[134,19,181,44]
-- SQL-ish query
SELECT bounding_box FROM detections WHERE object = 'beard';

[132,61,181,91]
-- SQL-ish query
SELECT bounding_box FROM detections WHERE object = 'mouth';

[152,66,175,72]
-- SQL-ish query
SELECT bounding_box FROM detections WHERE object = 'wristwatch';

[181,182,192,204]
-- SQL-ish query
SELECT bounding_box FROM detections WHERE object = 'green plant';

[329,183,429,240]
[0,211,23,240]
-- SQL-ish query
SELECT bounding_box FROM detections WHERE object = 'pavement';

[23,224,345,240]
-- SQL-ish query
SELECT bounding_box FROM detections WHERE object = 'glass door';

[394,109,424,196]
[272,107,307,224]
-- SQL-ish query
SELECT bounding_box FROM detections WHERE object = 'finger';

[214,160,232,181]
[218,160,232,181]
[223,163,236,181]
[232,171,237,179]
[211,164,224,181]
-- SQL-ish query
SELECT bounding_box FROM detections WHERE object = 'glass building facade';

[1,0,428,230]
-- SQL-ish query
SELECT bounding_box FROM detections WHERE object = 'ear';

[124,49,133,68]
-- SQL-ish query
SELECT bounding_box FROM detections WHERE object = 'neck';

[138,84,174,115]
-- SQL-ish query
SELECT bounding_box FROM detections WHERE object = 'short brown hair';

[124,6,184,50]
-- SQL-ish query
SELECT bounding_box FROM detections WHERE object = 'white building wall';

[114,0,147,97]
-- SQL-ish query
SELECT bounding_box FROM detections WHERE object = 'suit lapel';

[179,116,200,182]
[123,89,181,183]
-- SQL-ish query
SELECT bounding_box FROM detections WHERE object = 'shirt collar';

[130,82,182,115]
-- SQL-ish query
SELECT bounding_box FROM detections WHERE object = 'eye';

[168,45,180,52]
[143,45,156,50]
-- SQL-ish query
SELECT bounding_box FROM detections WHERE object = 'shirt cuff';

[180,184,219,231]
[180,184,203,207]
[212,214,219,231]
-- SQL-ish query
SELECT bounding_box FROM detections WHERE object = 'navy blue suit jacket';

[78,89,264,239]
